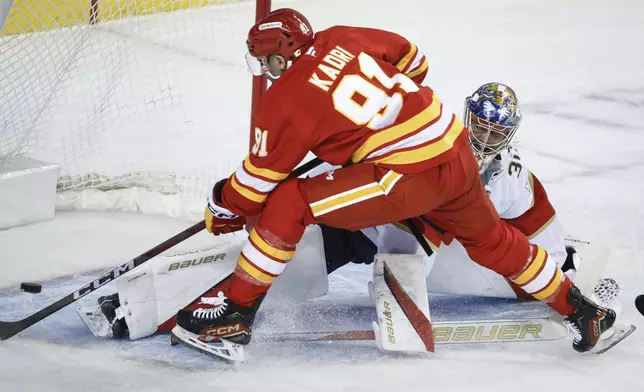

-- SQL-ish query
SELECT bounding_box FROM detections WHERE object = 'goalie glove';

[205,178,246,235]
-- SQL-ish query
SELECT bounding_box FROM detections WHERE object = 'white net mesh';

[0,0,255,212]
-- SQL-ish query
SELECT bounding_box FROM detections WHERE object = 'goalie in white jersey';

[325,82,615,302]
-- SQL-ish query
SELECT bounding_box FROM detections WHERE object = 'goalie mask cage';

[0,0,270,220]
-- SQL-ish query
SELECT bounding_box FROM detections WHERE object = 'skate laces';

[563,319,582,343]
[193,291,228,319]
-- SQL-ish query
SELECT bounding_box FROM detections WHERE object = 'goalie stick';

[170,235,634,361]
[253,317,634,355]
[170,317,567,363]
[260,244,632,356]
[256,316,568,345]
[0,158,324,341]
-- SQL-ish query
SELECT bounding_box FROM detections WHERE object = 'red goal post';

[250,0,271,151]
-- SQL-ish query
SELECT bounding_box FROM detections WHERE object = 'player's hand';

[205,179,246,235]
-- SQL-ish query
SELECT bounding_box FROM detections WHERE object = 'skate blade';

[76,307,113,338]
[593,324,636,355]
[170,325,245,362]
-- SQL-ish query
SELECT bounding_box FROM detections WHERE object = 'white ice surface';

[2,0,644,391]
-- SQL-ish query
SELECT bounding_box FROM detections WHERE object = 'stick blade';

[635,295,644,317]
[0,321,24,341]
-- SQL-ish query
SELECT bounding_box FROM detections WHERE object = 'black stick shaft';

[404,218,434,258]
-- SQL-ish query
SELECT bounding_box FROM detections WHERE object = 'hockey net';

[0,0,267,220]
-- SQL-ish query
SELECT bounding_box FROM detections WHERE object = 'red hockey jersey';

[223,26,469,216]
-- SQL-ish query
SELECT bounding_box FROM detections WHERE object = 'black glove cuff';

[213,178,228,204]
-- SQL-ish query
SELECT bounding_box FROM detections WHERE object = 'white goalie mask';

[463,82,522,174]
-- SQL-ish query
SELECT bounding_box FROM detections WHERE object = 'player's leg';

[174,162,451,344]
[426,147,616,352]
[79,226,332,340]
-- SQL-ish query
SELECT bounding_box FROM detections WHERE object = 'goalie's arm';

[501,171,567,268]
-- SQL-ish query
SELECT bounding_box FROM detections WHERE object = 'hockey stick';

[255,317,635,354]
[404,218,434,257]
[256,316,569,345]
[636,295,644,317]
[0,158,324,341]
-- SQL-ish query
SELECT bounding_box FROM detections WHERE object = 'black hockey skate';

[564,285,616,353]
[175,291,264,345]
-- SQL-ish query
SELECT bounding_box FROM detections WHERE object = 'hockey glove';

[205,178,246,235]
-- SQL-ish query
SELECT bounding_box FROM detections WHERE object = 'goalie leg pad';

[371,254,434,353]
[77,264,159,340]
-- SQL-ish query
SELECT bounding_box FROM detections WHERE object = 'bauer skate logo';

[325,170,335,180]
[73,261,136,299]
[259,22,282,30]
[432,322,543,343]
[383,301,395,344]
[168,253,227,271]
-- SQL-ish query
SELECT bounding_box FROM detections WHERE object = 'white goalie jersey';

[479,147,567,267]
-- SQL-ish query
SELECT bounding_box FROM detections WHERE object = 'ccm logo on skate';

[433,324,543,343]
[73,261,136,299]
[203,323,247,338]
[168,253,227,271]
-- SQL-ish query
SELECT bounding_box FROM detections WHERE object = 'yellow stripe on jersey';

[310,182,383,217]
[230,174,267,204]
[235,164,279,193]
[379,170,402,194]
[527,214,557,240]
[249,229,295,261]
[532,269,564,300]
[351,97,442,163]
[512,246,547,285]
[406,58,429,79]
[237,255,276,284]
[243,155,289,182]
[369,115,464,165]
[310,171,401,217]
[396,43,418,72]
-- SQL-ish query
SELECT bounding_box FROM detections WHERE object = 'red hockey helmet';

[245,8,314,79]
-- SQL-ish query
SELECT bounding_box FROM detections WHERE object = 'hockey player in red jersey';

[173,8,615,354]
